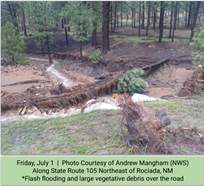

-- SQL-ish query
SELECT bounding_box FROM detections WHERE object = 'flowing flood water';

[1,57,79,123]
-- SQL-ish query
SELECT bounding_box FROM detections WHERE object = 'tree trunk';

[177,8,179,27]
[139,1,141,35]
[169,2,173,38]
[132,9,134,28]
[121,2,122,27]
[185,4,188,27]
[153,11,156,30]
[41,44,44,56]
[159,1,165,43]
[114,2,117,29]
[46,35,52,64]
[172,2,177,42]
[92,22,97,48]
[102,2,110,54]
[65,27,68,46]
[67,18,70,31]
[134,10,136,28]
[126,13,128,26]
[62,19,64,29]
[8,3,18,28]
[146,2,150,36]
[142,1,145,29]
[12,56,15,64]
[80,41,83,58]
[111,2,113,32]
[22,8,27,36]
[190,1,200,42]
[187,2,192,28]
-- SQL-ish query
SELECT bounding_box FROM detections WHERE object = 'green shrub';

[89,49,102,64]
[190,23,204,66]
[117,68,148,94]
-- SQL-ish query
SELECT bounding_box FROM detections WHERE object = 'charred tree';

[102,2,110,54]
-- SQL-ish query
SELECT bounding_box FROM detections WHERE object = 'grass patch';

[1,110,129,155]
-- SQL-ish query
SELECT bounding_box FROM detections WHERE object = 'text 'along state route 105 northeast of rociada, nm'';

[17,159,188,183]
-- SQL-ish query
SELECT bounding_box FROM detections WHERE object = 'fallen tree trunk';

[142,55,173,70]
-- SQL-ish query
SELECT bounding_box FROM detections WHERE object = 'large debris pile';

[121,98,172,154]
[121,98,204,154]
[1,72,123,112]
[178,66,204,96]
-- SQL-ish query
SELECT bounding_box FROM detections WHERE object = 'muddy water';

[146,66,194,98]
[29,57,75,87]
[1,108,81,123]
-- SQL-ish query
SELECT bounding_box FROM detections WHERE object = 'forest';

[1,1,204,155]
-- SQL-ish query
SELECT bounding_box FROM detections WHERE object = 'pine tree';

[28,1,58,64]
[1,22,29,65]
[60,2,94,58]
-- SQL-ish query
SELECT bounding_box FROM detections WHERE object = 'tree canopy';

[1,22,29,65]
